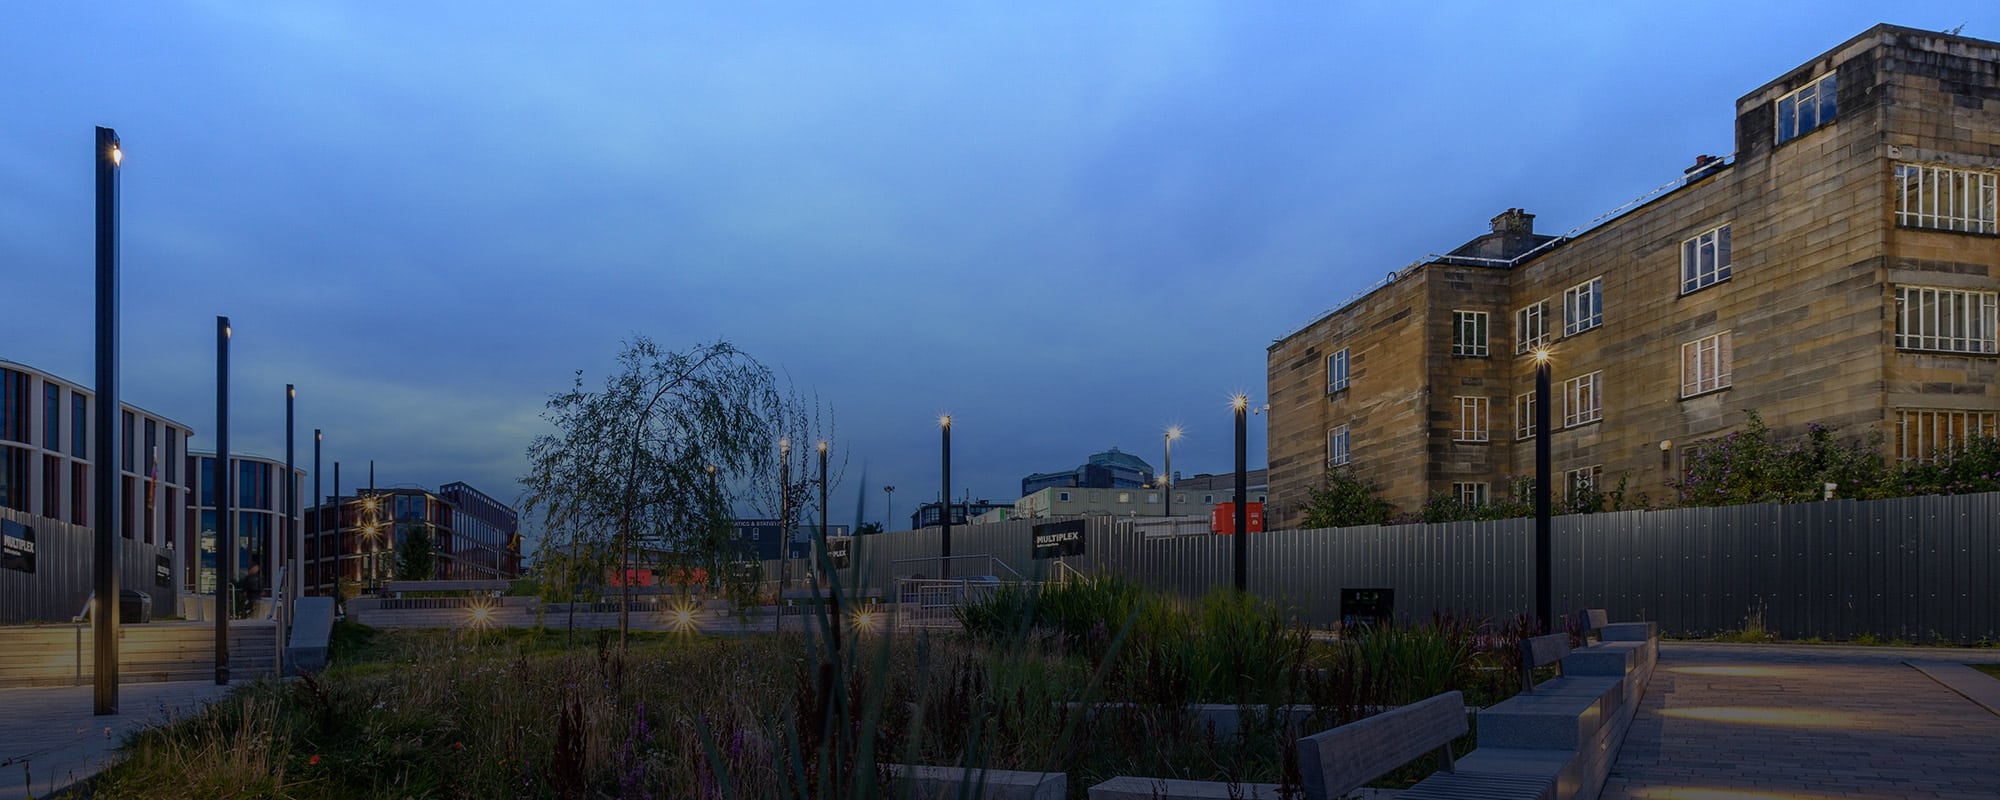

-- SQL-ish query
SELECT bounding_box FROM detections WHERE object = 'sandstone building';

[1267,25,2000,525]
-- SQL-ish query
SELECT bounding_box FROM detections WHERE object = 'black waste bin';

[119,588,153,624]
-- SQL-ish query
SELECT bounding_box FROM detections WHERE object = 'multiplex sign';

[1031,519,1086,559]
[1,519,34,573]
[826,536,852,569]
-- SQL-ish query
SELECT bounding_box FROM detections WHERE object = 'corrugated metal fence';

[835,492,2000,644]
[1,508,176,625]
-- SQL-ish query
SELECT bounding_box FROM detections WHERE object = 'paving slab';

[0,680,236,800]
[1600,643,2000,799]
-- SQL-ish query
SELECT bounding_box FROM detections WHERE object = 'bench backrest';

[1578,608,1609,642]
[1295,690,1466,800]
[1520,633,1571,693]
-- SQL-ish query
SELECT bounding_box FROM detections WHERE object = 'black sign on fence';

[1340,587,1393,629]
[826,537,851,569]
[155,552,172,588]
[1,519,34,574]
[1031,519,1087,559]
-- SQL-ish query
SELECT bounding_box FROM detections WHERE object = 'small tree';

[1301,469,1393,528]
[1674,412,1886,506]
[396,524,436,581]
[522,337,785,648]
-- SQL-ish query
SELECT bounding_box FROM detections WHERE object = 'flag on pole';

[146,452,159,511]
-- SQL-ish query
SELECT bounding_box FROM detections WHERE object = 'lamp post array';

[92,127,122,713]
[1232,395,1248,593]
[939,414,952,580]
[1163,425,1182,518]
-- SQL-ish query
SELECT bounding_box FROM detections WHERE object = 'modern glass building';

[182,451,306,598]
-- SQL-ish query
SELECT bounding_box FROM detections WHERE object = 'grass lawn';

[1972,664,2000,681]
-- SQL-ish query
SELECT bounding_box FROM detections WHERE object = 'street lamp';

[214,317,233,685]
[93,126,125,712]
[1231,395,1248,593]
[882,485,896,532]
[1163,425,1183,517]
[939,414,952,580]
[817,440,840,654]
[1533,348,1553,633]
[779,438,791,588]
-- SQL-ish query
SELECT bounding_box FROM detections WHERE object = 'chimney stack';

[1490,207,1535,235]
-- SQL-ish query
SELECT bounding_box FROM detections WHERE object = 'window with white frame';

[1775,72,1836,144]
[1895,163,1998,234]
[1516,301,1548,354]
[1452,482,1488,508]
[1897,409,1999,463]
[1681,224,1732,294]
[1563,278,1602,335]
[1895,286,1998,354]
[1327,348,1350,394]
[1563,371,1603,427]
[1681,331,1733,397]
[1515,392,1536,440]
[1327,425,1350,467]
[1454,397,1489,442]
[1565,465,1603,501]
[1452,311,1489,357]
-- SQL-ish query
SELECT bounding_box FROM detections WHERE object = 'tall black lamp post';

[818,440,840,653]
[779,438,791,588]
[939,414,952,580]
[1163,425,1182,517]
[284,386,295,620]
[1232,395,1248,593]
[1533,348,1553,633]
[882,485,895,532]
[215,317,232,685]
[92,126,123,714]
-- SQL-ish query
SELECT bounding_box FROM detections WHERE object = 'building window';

[72,395,87,458]
[1565,465,1603,502]
[1897,409,1999,463]
[1895,287,1998,354]
[1452,311,1489,357]
[1895,163,1998,234]
[44,384,61,452]
[1057,491,1070,502]
[1681,331,1733,397]
[0,369,26,445]
[1453,482,1488,508]
[1454,397,1489,442]
[1563,372,1603,427]
[1681,224,1732,294]
[1516,301,1548,354]
[121,411,134,471]
[1564,278,1602,335]
[1328,425,1350,466]
[1326,348,1350,393]
[1515,392,1536,440]
[1146,493,1158,503]
[1774,72,1836,144]
[0,445,27,512]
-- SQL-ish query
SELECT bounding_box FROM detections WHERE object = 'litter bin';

[119,588,153,624]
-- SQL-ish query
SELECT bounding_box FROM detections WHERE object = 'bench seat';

[1477,675,1623,751]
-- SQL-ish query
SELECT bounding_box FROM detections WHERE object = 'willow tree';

[522,337,783,647]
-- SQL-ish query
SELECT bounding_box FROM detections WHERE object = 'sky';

[3,3,1994,549]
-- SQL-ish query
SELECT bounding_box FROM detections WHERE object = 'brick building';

[1267,25,2000,525]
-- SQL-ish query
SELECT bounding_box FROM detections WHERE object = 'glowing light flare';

[1165,425,1183,442]
[666,597,702,634]
[464,598,496,631]
[109,144,122,166]
[938,413,952,429]
[1229,394,1249,413]
[850,607,878,634]
[779,437,790,454]
[817,440,828,454]
[1532,347,1552,364]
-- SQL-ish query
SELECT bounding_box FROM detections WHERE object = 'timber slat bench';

[1090,691,1476,800]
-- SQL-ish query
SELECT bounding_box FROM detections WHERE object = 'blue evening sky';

[3,3,1991,546]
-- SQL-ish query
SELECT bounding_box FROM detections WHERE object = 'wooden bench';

[1519,632,1571,694]
[1089,691,1470,800]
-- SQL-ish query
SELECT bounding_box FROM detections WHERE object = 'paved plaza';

[1602,642,2000,800]
[0,680,236,800]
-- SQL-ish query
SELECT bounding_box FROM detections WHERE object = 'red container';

[1210,502,1265,534]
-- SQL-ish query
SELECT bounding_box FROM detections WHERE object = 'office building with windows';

[183,452,306,597]
[1019,447,1157,495]
[302,482,521,596]
[0,359,195,551]
[1266,25,2000,525]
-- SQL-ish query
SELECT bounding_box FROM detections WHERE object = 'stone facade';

[1268,25,2000,525]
